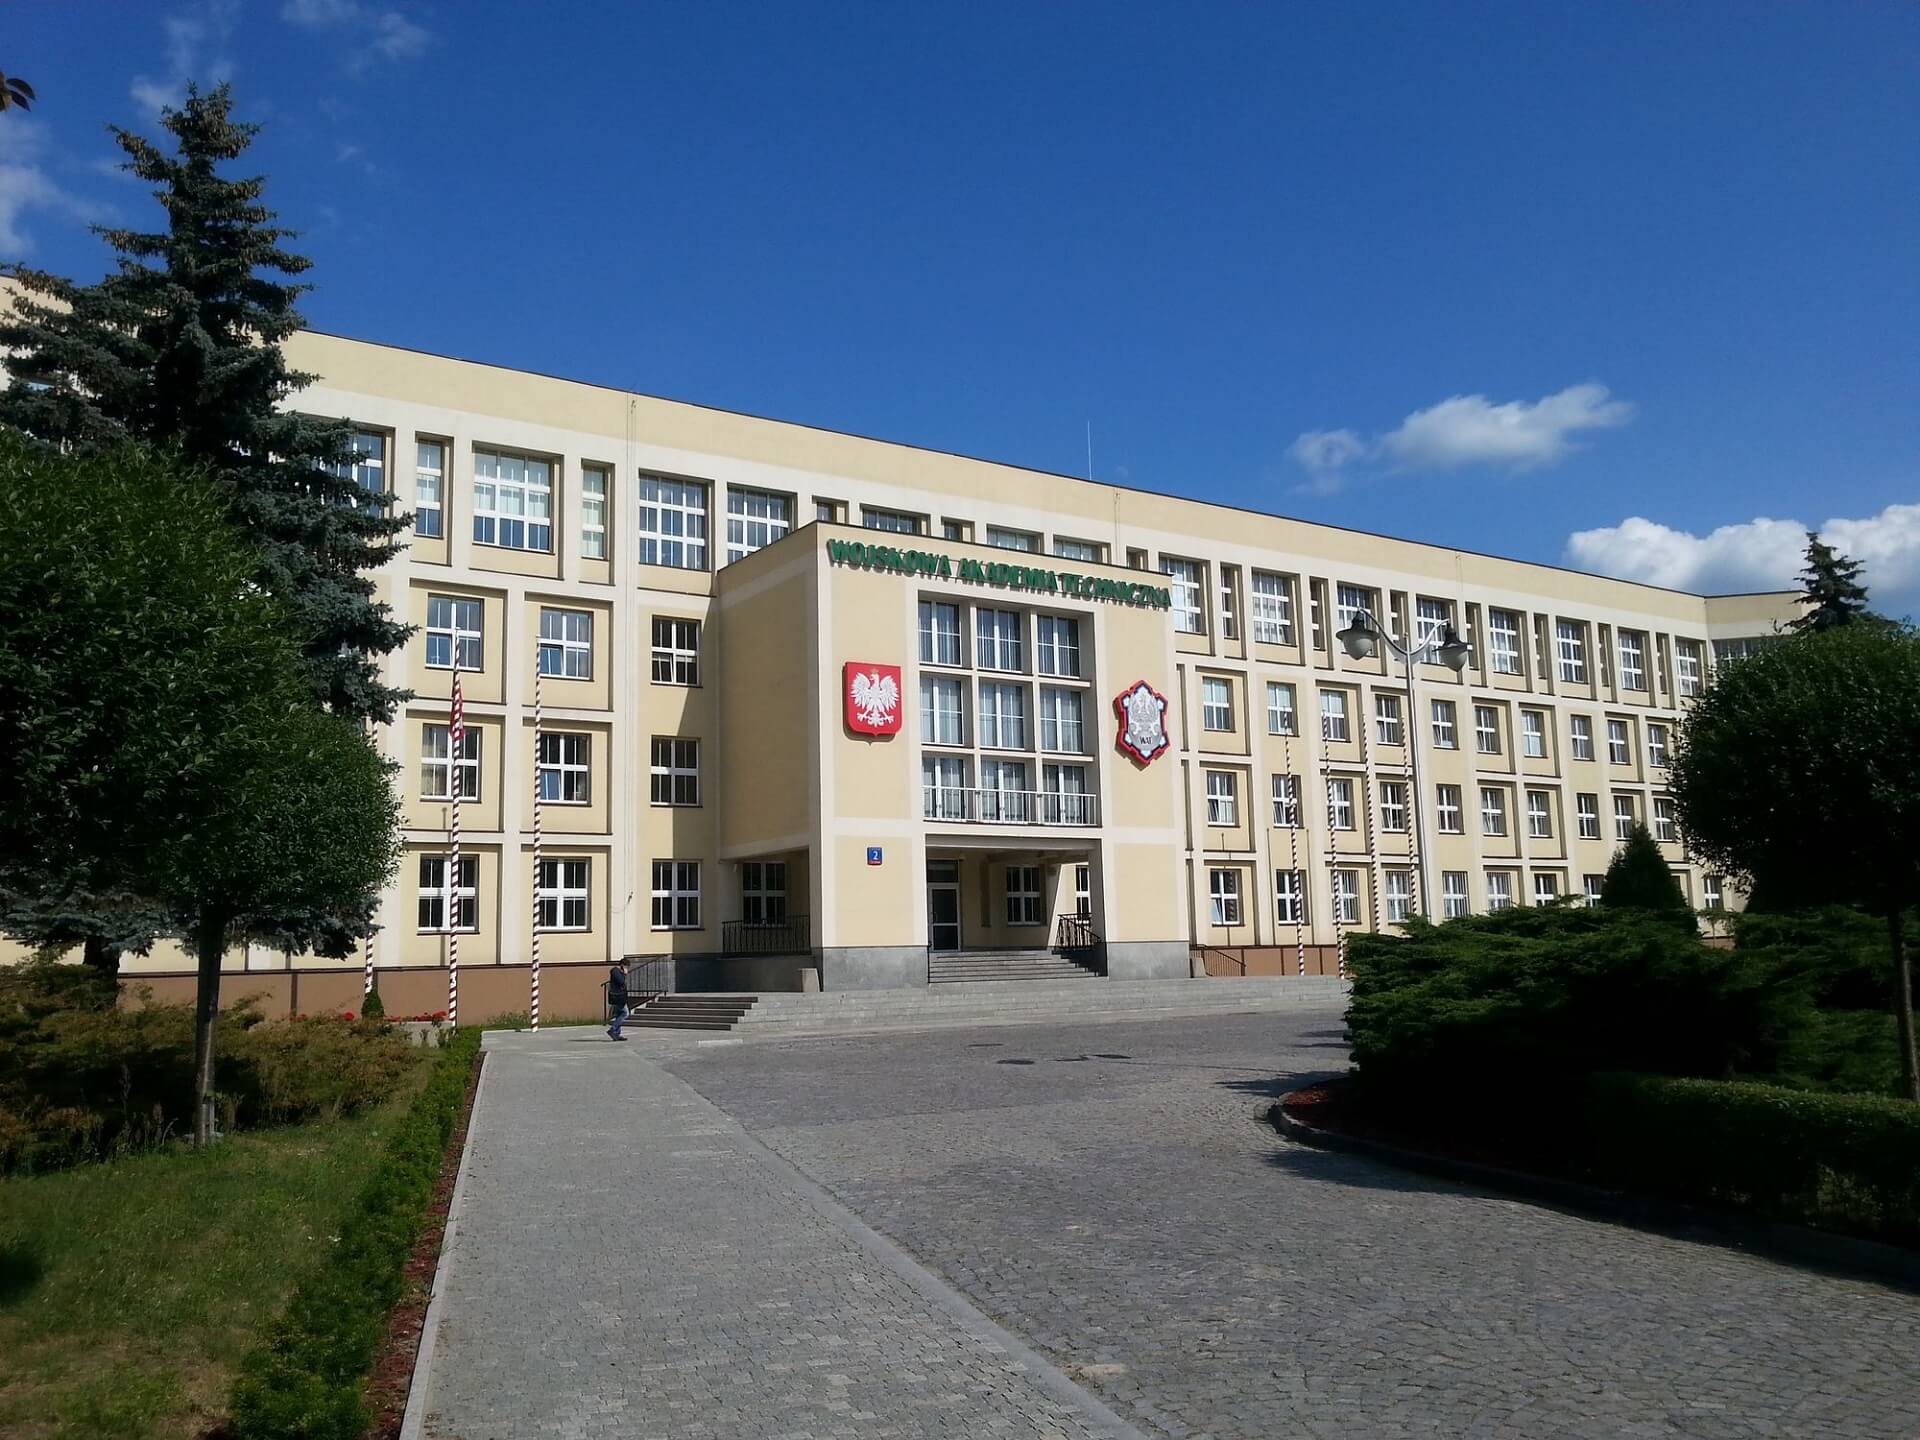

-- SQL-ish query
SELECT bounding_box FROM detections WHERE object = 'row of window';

[416,856,789,934]
[1207,865,1721,926]
[1209,771,1678,843]
[419,728,700,808]
[424,597,700,686]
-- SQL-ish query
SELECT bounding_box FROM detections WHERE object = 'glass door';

[927,861,961,951]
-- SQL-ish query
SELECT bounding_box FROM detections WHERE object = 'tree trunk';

[82,933,121,983]
[1890,908,1919,1105]
[191,917,226,1146]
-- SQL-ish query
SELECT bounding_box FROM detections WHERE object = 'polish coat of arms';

[1114,680,1170,765]
[844,662,903,736]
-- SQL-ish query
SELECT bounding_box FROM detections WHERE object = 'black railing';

[721,915,811,956]
[1053,914,1108,976]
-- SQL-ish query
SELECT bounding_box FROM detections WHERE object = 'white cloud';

[282,1,430,64]
[1565,502,1920,617]
[130,0,240,118]
[1290,383,1635,493]
[0,117,108,253]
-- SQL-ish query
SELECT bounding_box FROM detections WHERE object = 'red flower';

[342,1011,355,1022]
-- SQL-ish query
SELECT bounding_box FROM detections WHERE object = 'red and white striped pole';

[1284,735,1306,979]
[1321,708,1348,979]
[529,647,543,1030]
[447,672,464,1026]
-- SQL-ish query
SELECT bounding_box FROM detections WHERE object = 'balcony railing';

[720,915,810,955]
[921,786,1099,826]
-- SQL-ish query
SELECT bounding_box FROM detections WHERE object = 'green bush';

[227,1027,481,1440]
[1600,821,1692,914]
[1729,906,1903,1095]
[1586,1072,1920,1245]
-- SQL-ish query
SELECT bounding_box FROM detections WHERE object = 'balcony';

[922,786,1099,826]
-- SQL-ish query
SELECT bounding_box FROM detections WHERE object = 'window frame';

[413,438,445,538]
[1208,867,1243,925]
[724,485,792,564]
[537,607,593,680]
[650,859,702,930]
[416,852,478,933]
[1005,864,1043,926]
[1436,784,1463,833]
[420,721,481,801]
[534,856,591,931]
[1319,689,1351,742]
[1266,682,1297,736]
[580,463,610,560]
[425,594,483,672]
[648,736,700,807]
[1250,571,1295,645]
[1205,770,1239,826]
[471,446,554,553]
[536,730,592,805]
[1487,608,1522,674]
[650,617,700,686]
[1374,693,1404,746]
[1201,676,1234,732]
[1480,785,1508,837]
[1162,557,1204,634]
[637,475,710,571]
[1431,699,1457,748]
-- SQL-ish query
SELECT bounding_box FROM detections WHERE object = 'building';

[19,328,1799,1015]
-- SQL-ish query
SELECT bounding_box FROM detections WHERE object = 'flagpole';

[530,644,543,1031]
[447,668,464,1027]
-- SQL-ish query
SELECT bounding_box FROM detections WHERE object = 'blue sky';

[7,2,1917,615]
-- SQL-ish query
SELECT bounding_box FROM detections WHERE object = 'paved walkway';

[415,1014,1920,1439]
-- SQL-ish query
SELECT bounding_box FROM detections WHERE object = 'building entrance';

[926,861,962,951]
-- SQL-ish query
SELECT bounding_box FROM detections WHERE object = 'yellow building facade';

[24,327,1799,1004]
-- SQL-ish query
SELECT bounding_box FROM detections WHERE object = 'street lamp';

[1334,607,1470,920]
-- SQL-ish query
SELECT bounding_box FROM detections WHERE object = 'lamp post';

[1333,607,1470,919]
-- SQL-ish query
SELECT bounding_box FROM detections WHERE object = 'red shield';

[844,663,903,736]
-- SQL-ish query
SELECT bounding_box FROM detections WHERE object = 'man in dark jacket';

[606,958,630,1041]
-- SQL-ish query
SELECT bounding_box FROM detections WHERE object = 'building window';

[1556,621,1589,683]
[1653,796,1677,842]
[1218,568,1238,641]
[1618,630,1646,690]
[651,617,700,685]
[1576,793,1600,839]
[942,519,971,542]
[1036,615,1080,677]
[1073,863,1092,916]
[1335,583,1377,632]
[1488,609,1521,674]
[1272,773,1300,827]
[1714,636,1772,666]
[1379,781,1408,832]
[922,754,970,820]
[1053,537,1099,562]
[1486,870,1513,912]
[413,439,445,538]
[420,722,480,800]
[1162,557,1204,634]
[472,448,553,552]
[331,429,385,499]
[535,857,590,931]
[1208,868,1243,925]
[638,476,709,570]
[417,853,477,933]
[1703,874,1724,912]
[863,506,921,534]
[1320,689,1350,742]
[1436,785,1463,833]
[1206,771,1239,826]
[425,595,483,672]
[1326,776,1354,830]
[1527,790,1552,839]
[1647,723,1669,769]
[978,682,1028,749]
[1442,871,1469,919]
[921,676,966,746]
[976,608,1025,672]
[1309,584,1325,650]
[920,602,964,666]
[742,861,788,923]
[1201,677,1233,732]
[1266,682,1296,735]
[650,860,701,929]
[537,732,591,804]
[1005,865,1043,926]
[1607,719,1631,766]
[1676,639,1704,697]
[580,464,609,559]
[1480,786,1507,836]
[986,526,1039,552]
[1474,705,1500,755]
[1275,869,1306,924]
[1039,687,1084,752]
[649,737,699,806]
[1583,874,1605,907]
[1613,793,1636,840]
[1041,762,1091,823]
[1530,871,1559,907]
[1415,597,1454,648]
[1332,869,1361,925]
[1384,870,1412,923]
[981,758,1031,820]
[725,486,791,563]
[815,499,843,523]
[538,608,593,680]
[1521,710,1546,759]
[1431,700,1457,748]
[1251,572,1294,644]
[1375,694,1403,746]
[1570,715,1594,761]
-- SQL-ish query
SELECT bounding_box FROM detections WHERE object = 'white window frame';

[1653,796,1677,842]
[1703,874,1724,912]
[976,608,1025,672]
[333,428,386,498]
[1480,786,1507,837]
[1488,609,1521,674]
[417,853,477,933]
[638,476,709,570]
[472,447,553,553]
[1614,794,1636,840]
[1436,785,1463,833]
[535,857,590,931]
[1332,869,1361,925]
[1218,568,1238,641]
[1527,790,1552,839]
[1320,689,1350,742]
[1533,872,1561,907]
[1676,640,1703,698]
[1035,615,1080,677]
[1271,773,1300,827]
[1521,710,1546,759]
[1379,780,1407,833]
[862,505,922,534]
[651,617,700,685]
[1326,776,1354,830]
[1266,682,1297,736]
[650,860,701,930]
[1474,705,1500,755]
[1442,871,1469,919]
[420,722,480,801]
[920,601,964,667]
[1375,694,1403,746]
[1618,630,1646,690]
[413,439,444,538]
[1556,621,1588,683]
[1486,870,1513,912]
[1384,870,1412,923]
[1576,793,1601,839]
[1583,874,1604,908]
[1335,583,1377,632]
[649,737,700,807]
[1208,867,1243,925]
[1162,557,1204,634]
[921,675,967,747]
[1274,868,1306,924]
[1431,699,1457,748]
[986,526,1039,552]
[1570,715,1594,761]
[580,464,609,559]
[1251,571,1295,645]
[1041,762,1091,824]
[978,681,1029,750]
[1053,537,1100,563]
[1039,686,1084,753]
[425,594,483,672]
[537,731,592,804]
[1206,770,1239,826]
[1005,864,1043,926]
[1647,723,1669,769]
[922,754,971,820]
[742,861,788,924]
[1201,677,1233,732]
[725,486,791,564]
[538,607,593,680]
[1607,719,1631,766]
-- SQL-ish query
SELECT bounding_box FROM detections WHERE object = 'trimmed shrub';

[1600,822,1691,914]
[1586,1072,1920,1245]
[227,1027,481,1440]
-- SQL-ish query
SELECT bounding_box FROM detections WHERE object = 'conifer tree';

[1600,822,1691,914]
[0,83,409,724]
[1789,532,1872,633]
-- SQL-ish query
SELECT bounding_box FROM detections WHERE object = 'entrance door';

[927,861,962,951]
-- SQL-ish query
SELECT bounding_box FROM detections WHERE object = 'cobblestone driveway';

[661,1013,1920,1440]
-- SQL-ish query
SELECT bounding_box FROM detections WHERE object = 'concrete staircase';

[927,947,1100,984]
[626,994,760,1031]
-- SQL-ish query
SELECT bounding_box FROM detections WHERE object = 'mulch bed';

[360,1047,486,1440]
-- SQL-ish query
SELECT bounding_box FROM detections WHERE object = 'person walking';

[606,957,630,1041]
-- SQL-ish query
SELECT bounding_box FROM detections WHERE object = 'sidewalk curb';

[1267,1099,1920,1290]
[399,1050,491,1440]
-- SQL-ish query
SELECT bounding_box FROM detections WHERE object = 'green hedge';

[1587,1072,1920,1246]
[227,1027,482,1440]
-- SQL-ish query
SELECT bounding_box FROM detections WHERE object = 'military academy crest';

[1114,680,1170,765]
[844,662,903,736]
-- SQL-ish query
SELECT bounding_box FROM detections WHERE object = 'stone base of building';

[818,946,931,990]
[1190,944,1347,978]
[118,961,613,1022]
[1106,940,1192,980]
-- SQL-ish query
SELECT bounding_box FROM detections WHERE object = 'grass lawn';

[0,1067,428,1440]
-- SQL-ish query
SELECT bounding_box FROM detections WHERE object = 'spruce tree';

[1600,822,1691,914]
[0,83,409,724]
[1789,532,1872,633]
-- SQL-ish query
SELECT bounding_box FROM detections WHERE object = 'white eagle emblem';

[1115,680,1170,764]
[850,669,900,728]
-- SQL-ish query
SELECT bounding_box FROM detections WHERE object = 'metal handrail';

[922,786,1099,825]
[1192,943,1247,976]
[721,916,810,955]
[1053,913,1109,976]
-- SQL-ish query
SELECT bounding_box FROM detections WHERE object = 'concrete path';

[414,1014,1920,1439]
